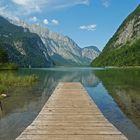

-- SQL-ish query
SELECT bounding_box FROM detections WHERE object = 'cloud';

[12,0,29,6]
[43,19,49,25]
[11,0,89,14]
[80,24,97,31]
[0,0,90,23]
[30,16,38,22]
[12,0,41,13]
[51,0,89,9]
[102,0,110,8]
[0,5,8,11]
[51,19,59,25]
[0,3,19,20]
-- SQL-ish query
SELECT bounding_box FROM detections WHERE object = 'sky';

[0,0,140,50]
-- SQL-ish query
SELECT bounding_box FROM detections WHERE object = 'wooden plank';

[16,82,128,140]
[16,135,127,140]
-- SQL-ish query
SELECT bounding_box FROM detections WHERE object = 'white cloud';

[51,0,89,9]
[12,0,29,6]
[12,0,41,13]
[30,16,38,22]
[0,5,8,11]
[51,19,59,25]
[43,19,49,25]
[0,4,19,20]
[0,0,90,21]
[102,0,110,8]
[80,24,97,31]
[11,0,89,13]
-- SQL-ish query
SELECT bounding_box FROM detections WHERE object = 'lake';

[0,67,140,140]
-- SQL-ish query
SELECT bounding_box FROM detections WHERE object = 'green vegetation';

[0,16,52,67]
[91,39,140,67]
[91,5,140,67]
[0,46,18,70]
[95,68,140,128]
[0,72,38,97]
[0,63,18,70]
[102,4,140,54]
[0,48,8,63]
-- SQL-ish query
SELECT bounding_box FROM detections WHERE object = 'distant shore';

[104,66,140,69]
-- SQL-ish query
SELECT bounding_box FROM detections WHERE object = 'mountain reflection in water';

[0,67,140,140]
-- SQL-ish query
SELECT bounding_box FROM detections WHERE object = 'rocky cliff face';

[92,5,140,67]
[30,25,83,65]
[111,8,140,48]
[0,16,53,67]
[82,46,100,64]
[11,19,100,66]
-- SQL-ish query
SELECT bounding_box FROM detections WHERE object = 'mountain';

[0,16,53,67]
[91,5,140,67]
[82,46,101,64]
[10,19,100,66]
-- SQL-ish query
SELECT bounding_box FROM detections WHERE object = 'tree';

[0,48,8,63]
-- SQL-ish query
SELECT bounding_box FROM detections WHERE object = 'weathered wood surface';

[16,82,127,140]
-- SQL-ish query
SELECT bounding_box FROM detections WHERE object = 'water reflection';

[0,67,140,140]
[94,69,140,140]
[95,69,140,128]
[0,67,100,140]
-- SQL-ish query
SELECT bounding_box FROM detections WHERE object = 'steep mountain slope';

[30,25,83,65]
[82,46,100,64]
[91,5,140,67]
[11,19,100,66]
[0,16,53,67]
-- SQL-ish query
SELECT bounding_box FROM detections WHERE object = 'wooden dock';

[16,82,127,140]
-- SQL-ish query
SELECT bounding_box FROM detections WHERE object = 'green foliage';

[91,39,140,67]
[95,68,140,128]
[91,5,140,67]
[0,48,8,63]
[0,16,52,67]
[103,5,140,53]
[0,85,7,94]
[0,72,38,95]
[0,63,18,70]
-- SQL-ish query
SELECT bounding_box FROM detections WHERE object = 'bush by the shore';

[0,73,38,98]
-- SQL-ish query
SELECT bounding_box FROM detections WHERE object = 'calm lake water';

[0,67,140,140]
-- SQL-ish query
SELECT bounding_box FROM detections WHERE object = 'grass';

[0,73,38,97]
[0,63,18,70]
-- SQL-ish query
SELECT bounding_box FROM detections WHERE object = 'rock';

[10,19,100,66]
[91,4,140,67]
[1,94,7,97]
[0,16,53,68]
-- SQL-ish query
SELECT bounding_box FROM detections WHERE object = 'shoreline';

[104,66,140,69]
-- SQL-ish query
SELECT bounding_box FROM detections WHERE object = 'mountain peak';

[8,17,100,66]
[83,46,101,53]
